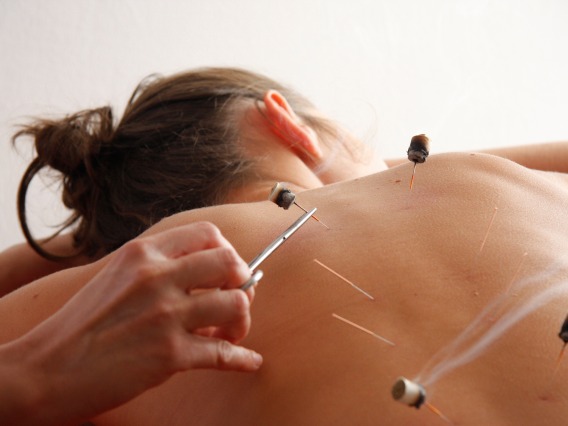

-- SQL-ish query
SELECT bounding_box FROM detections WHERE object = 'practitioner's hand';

[2,222,262,425]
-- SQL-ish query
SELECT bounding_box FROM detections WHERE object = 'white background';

[1,0,567,250]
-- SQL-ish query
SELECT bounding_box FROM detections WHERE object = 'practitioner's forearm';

[0,339,52,425]
[0,333,99,426]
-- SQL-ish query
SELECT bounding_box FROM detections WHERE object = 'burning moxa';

[407,134,430,190]
[391,376,426,409]
[558,314,568,344]
[392,377,452,423]
[554,314,568,369]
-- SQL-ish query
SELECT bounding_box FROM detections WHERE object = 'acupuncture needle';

[240,207,317,290]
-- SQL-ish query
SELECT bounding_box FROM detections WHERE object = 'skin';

[95,151,567,426]
[1,153,567,425]
[1,90,568,424]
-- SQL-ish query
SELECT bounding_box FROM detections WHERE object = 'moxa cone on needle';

[407,134,430,190]
[268,182,329,229]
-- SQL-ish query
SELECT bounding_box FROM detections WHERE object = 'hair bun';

[33,106,114,175]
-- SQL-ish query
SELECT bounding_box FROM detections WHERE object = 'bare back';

[2,153,568,425]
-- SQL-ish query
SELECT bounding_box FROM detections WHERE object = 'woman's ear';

[263,90,323,160]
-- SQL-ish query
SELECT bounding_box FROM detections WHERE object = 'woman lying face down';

[3,150,568,425]
[4,67,568,424]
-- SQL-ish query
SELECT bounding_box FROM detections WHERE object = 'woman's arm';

[477,141,568,172]
[385,141,568,172]
[0,234,94,297]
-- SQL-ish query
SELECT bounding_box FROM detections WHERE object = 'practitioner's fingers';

[185,335,263,372]
[149,222,237,259]
[114,222,252,293]
[183,289,251,343]
[169,246,251,292]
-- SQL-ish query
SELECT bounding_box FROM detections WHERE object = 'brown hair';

[14,67,341,259]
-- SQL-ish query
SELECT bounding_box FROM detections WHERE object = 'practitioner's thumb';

[191,339,263,372]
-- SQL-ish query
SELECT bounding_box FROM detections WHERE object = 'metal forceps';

[240,207,317,290]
